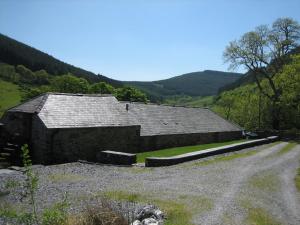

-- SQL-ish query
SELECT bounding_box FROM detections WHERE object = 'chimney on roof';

[126,103,129,111]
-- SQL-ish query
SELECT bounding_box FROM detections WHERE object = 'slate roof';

[123,102,241,136]
[37,93,138,128]
[7,93,242,134]
[8,94,48,113]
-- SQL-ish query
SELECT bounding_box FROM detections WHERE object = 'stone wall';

[145,136,279,167]
[31,115,52,164]
[2,111,243,165]
[1,111,33,144]
[140,131,243,151]
[41,125,141,164]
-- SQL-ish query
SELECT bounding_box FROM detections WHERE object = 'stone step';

[2,147,16,154]
[6,143,19,149]
[0,157,7,162]
[0,152,11,158]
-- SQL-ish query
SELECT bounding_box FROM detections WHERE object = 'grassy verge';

[103,190,212,225]
[0,79,23,117]
[240,199,282,225]
[245,207,282,225]
[296,166,300,192]
[274,142,297,156]
[137,139,247,163]
[248,172,280,192]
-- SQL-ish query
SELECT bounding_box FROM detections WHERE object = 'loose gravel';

[0,142,299,225]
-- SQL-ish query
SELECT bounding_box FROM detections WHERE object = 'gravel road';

[0,141,299,225]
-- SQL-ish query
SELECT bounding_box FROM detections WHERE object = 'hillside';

[0,79,23,117]
[164,95,215,107]
[0,33,122,87]
[220,46,300,93]
[125,70,242,101]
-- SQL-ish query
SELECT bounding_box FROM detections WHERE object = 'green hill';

[0,79,23,117]
[125,70,242,101]
[0,33,122,87]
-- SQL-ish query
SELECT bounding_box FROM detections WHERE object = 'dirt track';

[1,142,299,225]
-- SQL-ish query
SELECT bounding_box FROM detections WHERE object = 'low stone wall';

[145,136,279,167]
[139,131,242,152]
[96,150,136,165]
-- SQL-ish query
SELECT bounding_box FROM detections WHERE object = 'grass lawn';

[137,139,247,163]
[0,79,23,117]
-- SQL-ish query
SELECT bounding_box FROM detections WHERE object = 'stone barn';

[1,93,242,164]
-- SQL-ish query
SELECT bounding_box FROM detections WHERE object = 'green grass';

[246,207,282,225]
[275,142,297,156]
[296,166,300,192]
[240,199,282,225]
[0,79,23,117]
[137,139,247,163]
[103,191,196,225]
[249,172,280,192]
[164,95,215,107]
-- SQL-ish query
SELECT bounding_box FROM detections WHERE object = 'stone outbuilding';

[1,93,242,164]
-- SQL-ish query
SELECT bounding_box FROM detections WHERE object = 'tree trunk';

[271,101,280,130]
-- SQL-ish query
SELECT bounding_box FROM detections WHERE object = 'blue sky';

[1,0,300,81]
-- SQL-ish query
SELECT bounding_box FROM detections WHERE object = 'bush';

[66,198,129,225]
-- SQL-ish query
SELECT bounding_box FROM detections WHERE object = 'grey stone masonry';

[1,93,244,164]
[96,150,137,165]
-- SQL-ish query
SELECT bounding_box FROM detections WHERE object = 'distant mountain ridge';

[0,33,243,100]
[124,70,243,101]
[0,33,122,87]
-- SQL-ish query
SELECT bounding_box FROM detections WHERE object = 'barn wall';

[1,111,33,144]
[31,115,52,164]
[42,125,141,164]
[139,131,243,151]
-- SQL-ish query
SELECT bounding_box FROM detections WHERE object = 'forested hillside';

[125,70,242,101]
[0,34,150,116]
[213,55,300,130]
[214,18,300,131]
[0,33,122,86]
[0,62,147,117]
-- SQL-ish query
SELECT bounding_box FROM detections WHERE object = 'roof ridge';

[119,101,208,109]
[46,92,114,97]
[35,93,49,113]
[7,93,47,112]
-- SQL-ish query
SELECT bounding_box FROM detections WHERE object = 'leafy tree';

[16,65,36,84]
[274,55,300,128]
[89,82,114,94]
[0,63,20,83]
[34,70,50,85]
[51,74,89,93]
[21,85,53,102]
[214,54,300,130]
[116,86,148,102]
[224,17,300,129]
